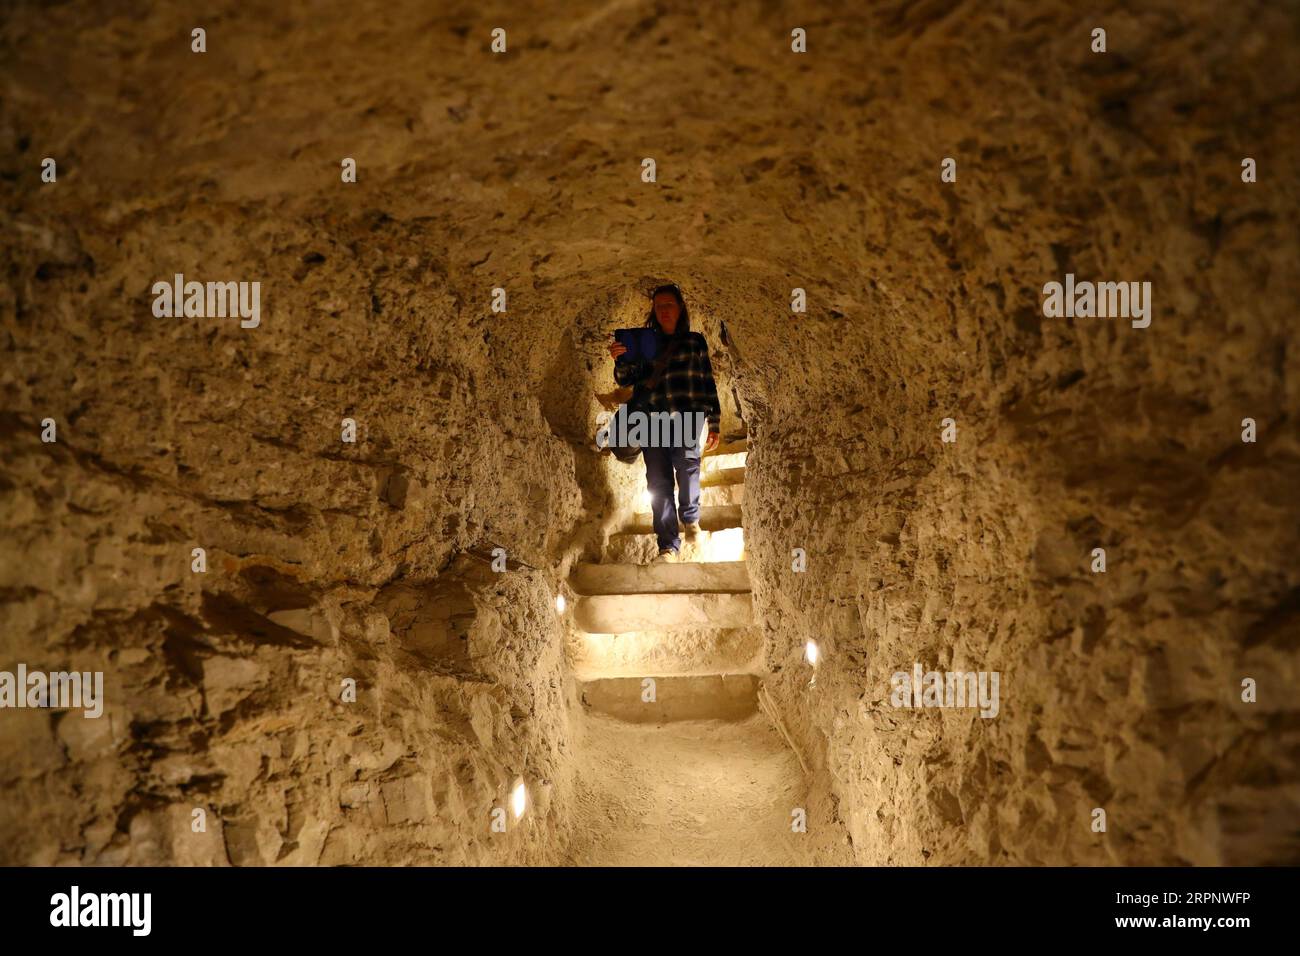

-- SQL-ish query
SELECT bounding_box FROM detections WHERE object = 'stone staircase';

[569,441,760,721]
[563,440,845,866]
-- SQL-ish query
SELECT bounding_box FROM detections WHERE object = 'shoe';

[682,522,702,537]
[654,548,679,564]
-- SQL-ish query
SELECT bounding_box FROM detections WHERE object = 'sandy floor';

[566,712,850,866]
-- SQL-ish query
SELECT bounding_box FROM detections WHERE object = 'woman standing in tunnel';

[608,284,722,563]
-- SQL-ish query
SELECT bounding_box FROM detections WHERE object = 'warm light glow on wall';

[709,527,745,562]
[805,639,820,666]
[555,593,567,614]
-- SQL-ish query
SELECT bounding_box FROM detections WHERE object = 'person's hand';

[608,339,627,359]
[704,430,720,452]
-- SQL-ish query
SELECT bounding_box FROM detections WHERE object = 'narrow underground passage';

[565,436,839,866]
[557,286,846,865]
[371,282,851,867]
[2,0,1293,871]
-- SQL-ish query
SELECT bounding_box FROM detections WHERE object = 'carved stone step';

[574,592,753,633]
[579,674,760,722]
[571,560,750,595]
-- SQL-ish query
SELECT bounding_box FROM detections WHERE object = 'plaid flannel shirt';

[614,330,722,433]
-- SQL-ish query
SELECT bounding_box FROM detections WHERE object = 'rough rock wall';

[0,199,595,862]
[0,2,628,863]
[741,2,1300,865]
[2,0,1297,866]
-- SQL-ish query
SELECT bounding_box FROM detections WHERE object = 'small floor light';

[555,593,567,614]
[510,777,528,819]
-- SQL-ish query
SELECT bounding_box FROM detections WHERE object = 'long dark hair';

[645,283,691,336]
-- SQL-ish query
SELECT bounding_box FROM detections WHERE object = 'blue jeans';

[642,444,701,553]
